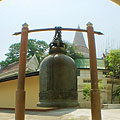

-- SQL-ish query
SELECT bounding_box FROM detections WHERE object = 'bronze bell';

[37,27,78,107]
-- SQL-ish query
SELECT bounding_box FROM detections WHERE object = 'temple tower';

[73,25,89,58]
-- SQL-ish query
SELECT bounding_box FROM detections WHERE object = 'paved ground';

[0,108,120,120]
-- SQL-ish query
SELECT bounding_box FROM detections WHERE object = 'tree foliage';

[113,86,120,100]
[27,39,49,62]
[83,84,103,101]
[65,41,84,60]
[0,39,49,69]
[105,49,120,79]
[83,85,91,101]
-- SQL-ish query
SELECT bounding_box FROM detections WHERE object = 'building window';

[83,79,91,83]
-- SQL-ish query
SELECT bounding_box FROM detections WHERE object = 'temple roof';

[75,58,105,70]
[0,55,39,79]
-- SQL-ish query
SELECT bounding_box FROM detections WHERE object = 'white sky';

[0,0,120,61]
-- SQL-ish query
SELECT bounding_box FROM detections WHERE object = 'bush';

[83,84,103,101]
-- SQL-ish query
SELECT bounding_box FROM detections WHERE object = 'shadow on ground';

[0,108,90,120]
[0,108,77,116]
[25,108,77,116]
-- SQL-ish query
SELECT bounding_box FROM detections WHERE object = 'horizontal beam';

[13,28,103,36]
[110,0,120,6]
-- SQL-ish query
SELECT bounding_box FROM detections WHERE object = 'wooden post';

[86,22,101,120]
[15,23,28,120]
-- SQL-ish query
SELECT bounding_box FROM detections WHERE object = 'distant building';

[73,25,89,58]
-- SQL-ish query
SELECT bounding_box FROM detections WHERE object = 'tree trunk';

[111,77,114,104]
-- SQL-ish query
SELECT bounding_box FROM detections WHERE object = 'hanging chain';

[49,27,66,49]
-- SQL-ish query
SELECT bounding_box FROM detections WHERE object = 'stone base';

[102,104,120,109]
[37,100,79,108]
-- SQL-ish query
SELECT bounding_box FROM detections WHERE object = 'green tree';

[65,41,84,60]
[27,39,49,63]
[105,49,120,103]
[113,85,120,103]
[0,39,49,69]
[5,43,20,63]
[105,49,120,79]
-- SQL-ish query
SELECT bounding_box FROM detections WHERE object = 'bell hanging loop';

[49,27,66,49]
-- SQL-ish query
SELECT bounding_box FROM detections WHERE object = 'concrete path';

[0,108,120,120]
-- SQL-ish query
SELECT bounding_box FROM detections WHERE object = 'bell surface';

[37,47,78,107]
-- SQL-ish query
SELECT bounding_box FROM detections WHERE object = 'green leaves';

[105,49,120,79]
[27,39,49,63]
[0,39,49,69]
[113,86,120,99]
[83,85,91,101]
[65,41,84,60]
[82,84,103,101]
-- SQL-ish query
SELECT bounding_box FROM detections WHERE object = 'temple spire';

[73,25,89,58]
[73,25,87,48]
